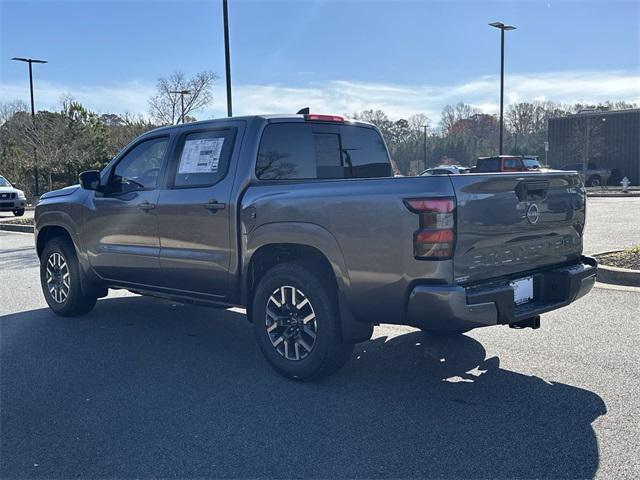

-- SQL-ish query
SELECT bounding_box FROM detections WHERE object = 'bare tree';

[148,71,218,125]
[440,102,478,135]
[0,99,28,125]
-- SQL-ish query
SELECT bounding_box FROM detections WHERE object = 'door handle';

[203,199,226,211]
[138,201,156,211]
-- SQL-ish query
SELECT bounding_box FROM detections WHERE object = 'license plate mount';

[511,276,534,305]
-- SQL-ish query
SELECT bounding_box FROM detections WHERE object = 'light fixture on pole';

[169,89,191,124]
[488,21,516,155]
[11,57,47,196]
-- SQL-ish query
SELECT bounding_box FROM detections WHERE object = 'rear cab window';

[503,157,522,171]
[256,122,391,180]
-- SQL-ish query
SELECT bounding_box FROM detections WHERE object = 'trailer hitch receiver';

[509,315,541,330]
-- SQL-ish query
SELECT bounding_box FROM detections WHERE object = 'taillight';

[404,197,456,259]
[304,114,344,123]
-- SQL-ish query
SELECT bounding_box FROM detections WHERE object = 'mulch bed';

[595,250,640,270]
[0,218,34,226]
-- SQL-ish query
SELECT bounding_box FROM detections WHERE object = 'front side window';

[173,129,235,187]
[256,123,391,180]
[108,137,168,194]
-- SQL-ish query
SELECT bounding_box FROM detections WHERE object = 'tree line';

[0,68,635,197]
[0,71,216,197]
[350,100,636,175]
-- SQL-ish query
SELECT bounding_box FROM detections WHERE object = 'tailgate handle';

[515,180,549,201]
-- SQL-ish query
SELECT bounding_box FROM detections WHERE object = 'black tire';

[13,209,25,217]
[40,237,97,317]
[587,175,602,187]
[251,261,354,381]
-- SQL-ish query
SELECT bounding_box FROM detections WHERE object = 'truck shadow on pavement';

[1,295,606,479]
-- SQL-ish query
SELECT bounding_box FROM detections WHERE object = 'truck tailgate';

[449,172,586,285]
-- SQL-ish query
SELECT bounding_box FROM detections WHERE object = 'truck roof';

[145,114,375,135]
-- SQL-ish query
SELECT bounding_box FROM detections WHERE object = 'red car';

[474,155,528,172]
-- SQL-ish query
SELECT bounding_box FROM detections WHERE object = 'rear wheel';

[13,209,24,216]
[40,238,97,316]
[587,175,602,187]
[252,261,353,380]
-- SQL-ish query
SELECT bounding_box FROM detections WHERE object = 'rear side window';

[256,123,391,180]
[173,129,235,187]
[340,126,391,178]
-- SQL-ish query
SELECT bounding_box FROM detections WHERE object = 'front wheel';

[251,262,354,380]
[13,209,25,216]
[40,238,97,316]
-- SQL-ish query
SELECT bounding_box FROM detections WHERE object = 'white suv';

[0,175,27,216]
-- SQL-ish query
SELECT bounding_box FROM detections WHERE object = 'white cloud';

[0,80,154,116]
[2,70,638,122]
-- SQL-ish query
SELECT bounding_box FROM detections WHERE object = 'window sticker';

[178,137,225,174]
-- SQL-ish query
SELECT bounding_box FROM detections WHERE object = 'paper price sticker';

[178,137,225,174]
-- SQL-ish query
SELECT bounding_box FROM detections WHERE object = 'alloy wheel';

[265,285,318,361]
[46,252,70,304]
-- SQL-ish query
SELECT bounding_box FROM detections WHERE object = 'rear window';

[256,123,391,180]
[475,158,500,172]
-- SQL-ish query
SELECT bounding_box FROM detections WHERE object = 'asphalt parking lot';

[1,198,639,479]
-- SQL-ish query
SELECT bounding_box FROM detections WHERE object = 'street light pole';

[422,125,428,170]
[168,89,191,123]
[489,22,516,155]
[222,0,233,117]
[12,57,47,196]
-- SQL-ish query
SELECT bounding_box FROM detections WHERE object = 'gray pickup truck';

[35,114,597,380]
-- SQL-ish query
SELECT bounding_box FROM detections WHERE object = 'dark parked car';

[560,162,611,187]
[35,114,597,379]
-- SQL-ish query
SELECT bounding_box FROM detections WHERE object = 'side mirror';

[79,170,101,191]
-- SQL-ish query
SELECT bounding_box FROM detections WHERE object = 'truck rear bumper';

[406,256,597,332]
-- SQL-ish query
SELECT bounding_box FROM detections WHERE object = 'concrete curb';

[0,224,34,234]
[594,250,640,287]
[587,193,640,198]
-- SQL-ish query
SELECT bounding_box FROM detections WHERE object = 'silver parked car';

[0,175,27,216]
[419,165,470,175]
[560,162,611,187]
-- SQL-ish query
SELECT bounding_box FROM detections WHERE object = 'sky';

[1,0,639,122]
